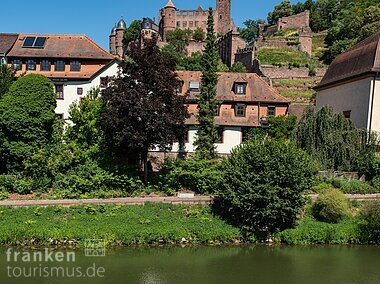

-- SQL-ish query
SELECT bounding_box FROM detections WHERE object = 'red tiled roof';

[177,71,289,103]
[7,34,114,60]
[0,33,18,54]
[316,30,380,89]
[177,71,289,127]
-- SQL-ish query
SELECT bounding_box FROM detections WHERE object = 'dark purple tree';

[101,36,188,182]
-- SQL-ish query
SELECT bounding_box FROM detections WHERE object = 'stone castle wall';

[217,31,246,67]
[258,65,327,79]
[277,10,310,30]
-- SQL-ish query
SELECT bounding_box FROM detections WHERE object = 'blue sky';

[0,0,299,50]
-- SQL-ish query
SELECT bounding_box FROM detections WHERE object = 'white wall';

[156,126,243,155]
[55,62,120,120]
[316,77,373,130]
[369,78,380,133]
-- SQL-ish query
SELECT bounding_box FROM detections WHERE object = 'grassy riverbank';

[0,203,242,247]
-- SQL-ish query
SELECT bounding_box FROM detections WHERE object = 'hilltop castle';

[158,0,235,40]
[109,0,236,57]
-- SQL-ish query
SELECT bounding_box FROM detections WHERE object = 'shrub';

[361,202,380,243]
[312,189,349,223]
[0,175,15,192]
[52,161,143,199]
[311,182,333,193]
[159,157,223,194]
[338,179,376,194]
[217,139,318,239]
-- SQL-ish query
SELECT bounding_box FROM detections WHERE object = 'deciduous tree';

[0,74,56,172]
[101,36,188,182]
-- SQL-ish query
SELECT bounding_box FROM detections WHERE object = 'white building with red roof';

[1,33,120,120]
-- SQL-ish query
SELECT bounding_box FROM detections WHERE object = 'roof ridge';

[82,35,114,59]
[252,73,289,103]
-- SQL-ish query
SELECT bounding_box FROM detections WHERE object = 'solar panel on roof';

[22,37,36,47]
[34,37,47,48]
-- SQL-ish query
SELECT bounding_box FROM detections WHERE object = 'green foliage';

[0,74,56,172]
[312,189,349,223]
[293,106,376,172]
[217,139,318,238]
[280,216,363,245]
[308,65,316,76]
[239,19,266,45]
[230,62,247,73]
[192,27,206,42]
[257,47,322,67]
[66,88,104,162]
[101,36,188,182]
[194,8,219,160]
[336,179,376,194]
[361,201,380,243]
[267,115,297,140]
[159,157,224,194]
[52,161,144,199]
[123,20,142,44]
[322,2,380,63]
[0,64,15,98]
[165,29,192,54]
[268,1,293,24]
[0,204,242,246]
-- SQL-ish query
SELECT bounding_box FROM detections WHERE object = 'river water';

[1,245,380,284]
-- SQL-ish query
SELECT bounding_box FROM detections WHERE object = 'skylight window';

[22,37,47,48]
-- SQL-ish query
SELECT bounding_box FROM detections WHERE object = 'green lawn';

[0,204,242,247]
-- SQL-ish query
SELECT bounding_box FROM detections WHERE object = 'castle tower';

[109,26,116,55]
[160,0,177,40]
[216,0,232,35]
[115,19,127,58]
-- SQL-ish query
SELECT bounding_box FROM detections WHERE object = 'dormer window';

[70,61,81,72]
[234,83,247,95]
[189,81,200,92]
[235,104,246,117]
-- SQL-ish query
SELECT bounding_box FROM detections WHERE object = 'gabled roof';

[7,34,114,60]
[177,71,289,127]
[316,30,380,90]
[0,33,18,54]
[177,71,288,103]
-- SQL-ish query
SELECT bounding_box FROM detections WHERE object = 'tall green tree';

[194,8,219,159]
[293,106,375,172]
[0,65,15,98]
[66,88,104,162]
[0,74,56,172]
[123,20,142,44]
[267,1,293,24]
[239,19,266,45]
[101,36,188,182]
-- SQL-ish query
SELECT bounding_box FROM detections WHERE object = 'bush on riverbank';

[0,204,242,247]
[217,139,318,239]
[361,202,380,244]
[158,157,224,194]
[279,217,363,245]
[312,189,349,223]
